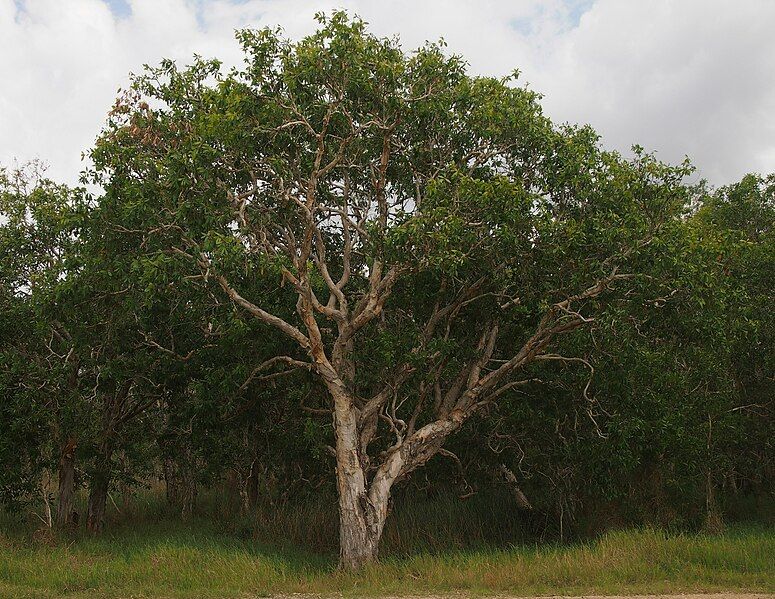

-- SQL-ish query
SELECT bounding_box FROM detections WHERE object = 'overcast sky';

[2,0,774,187]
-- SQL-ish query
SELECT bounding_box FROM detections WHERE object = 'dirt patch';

[271,594,775,599]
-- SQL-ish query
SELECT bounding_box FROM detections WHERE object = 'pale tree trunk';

[337,479,381,569]
[40,474,53,529]
[326,361,399,570]
[179,456,197,521]
[500,463,533,511]
[332,388,380,569]
[331,385,452,569]
[238,461,260,515]
[55,437,77,527]
[335,446,394,569]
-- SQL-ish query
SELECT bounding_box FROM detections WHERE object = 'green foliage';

[0,12,771,560]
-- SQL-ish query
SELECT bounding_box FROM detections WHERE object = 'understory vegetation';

[1,10,773,582]
[1,489,773,598]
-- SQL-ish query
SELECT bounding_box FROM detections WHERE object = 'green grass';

[0,487,772,598]
[0,520,772,599]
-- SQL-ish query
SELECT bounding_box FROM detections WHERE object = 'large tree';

[90,13,692,568]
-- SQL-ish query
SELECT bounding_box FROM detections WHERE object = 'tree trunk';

[179,461,197,521]
[163,455,181,507]
[338,488,381,569]
[331,388,387,570]
[246,463,260,510]
[322,342,464,569]
[162,449,197,519]
[55,437,77,528]
[704,414,725,534]
[704,466,725,534]
[238,462,260,515]
[330,384,459,569]
[500,463,533,511]
[335,403,374,568]
[86,447,113,535]
[41,476,53,529]
[86,473,109,535]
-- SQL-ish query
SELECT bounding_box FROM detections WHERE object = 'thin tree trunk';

[55,437,77,527]
[500,463,533,511]
[705,465,724,534]
[41,475,53,529]
[86,474,109,535]
[163,455,180,507]
[238,461,260,515]
[86,447,113,535]
[704,414,725,534]
[246,463,260,510]
[180,457,197,521]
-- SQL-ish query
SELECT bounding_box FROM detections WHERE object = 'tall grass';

[77,485,536,556]
[0,489,773,598]
[239,486,535,556]
[0,524,772,598]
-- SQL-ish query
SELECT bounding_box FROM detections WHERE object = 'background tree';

[0,162,89,526]
[694,174,774,507]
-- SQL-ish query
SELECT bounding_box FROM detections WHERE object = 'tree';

[90,13,693,568]
[693,174,774,504]
[0,162,89,526]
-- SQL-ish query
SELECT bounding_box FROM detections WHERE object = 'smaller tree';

[0,162,89,526]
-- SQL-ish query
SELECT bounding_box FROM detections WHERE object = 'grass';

[0,490,773,598]
[0,524,772,598]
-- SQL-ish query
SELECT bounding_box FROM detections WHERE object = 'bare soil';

[272,595,775,599]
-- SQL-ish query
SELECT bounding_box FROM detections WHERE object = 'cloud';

[531,0,775,184]
[1,0,773,186]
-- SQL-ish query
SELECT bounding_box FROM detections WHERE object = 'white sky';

[2,0,774,187]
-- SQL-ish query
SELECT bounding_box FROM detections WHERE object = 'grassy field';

[0,519,772,599]
[0,487,772,598]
